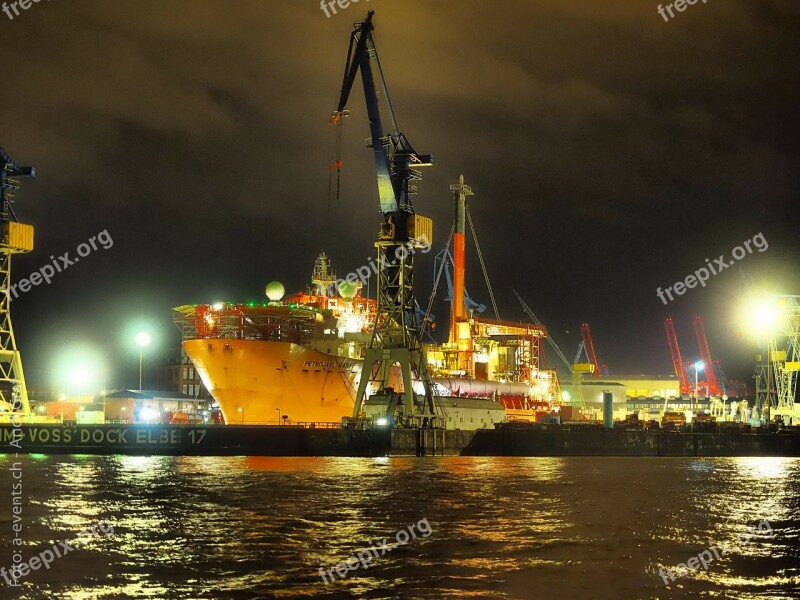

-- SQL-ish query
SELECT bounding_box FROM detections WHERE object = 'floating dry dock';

[2,423,800,457]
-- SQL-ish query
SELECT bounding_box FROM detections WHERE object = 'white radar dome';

[265,281,285,301]
[337,280,359,299]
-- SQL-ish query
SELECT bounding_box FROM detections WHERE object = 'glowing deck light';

[376,417,389,426]
[140,407,159,422]
[212,302,224,311]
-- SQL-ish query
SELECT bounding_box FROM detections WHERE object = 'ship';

[174,242,562,428]
[173,253,376,426]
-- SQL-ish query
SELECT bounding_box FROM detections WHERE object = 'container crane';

[330,12,439,426]
[1,146,35,416]
[664,318,691,394]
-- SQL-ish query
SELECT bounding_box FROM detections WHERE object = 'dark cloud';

[1,0,797,388]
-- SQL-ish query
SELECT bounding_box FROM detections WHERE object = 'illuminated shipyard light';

[135,331,152,348]
[376,417,389,426]
[740,293,786,339]
[140,407,159,422]
[212,302,224,311]
[695,361,704,372]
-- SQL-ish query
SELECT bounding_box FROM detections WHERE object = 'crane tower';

[331,12,440,427]
[1,146,35,417]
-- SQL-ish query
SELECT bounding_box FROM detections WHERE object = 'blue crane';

[331,11,439,426]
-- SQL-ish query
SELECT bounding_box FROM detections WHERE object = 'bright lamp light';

[741,294,785,337]
[71,365,91,387]
[695,361,704,372]
[135,331,152,348]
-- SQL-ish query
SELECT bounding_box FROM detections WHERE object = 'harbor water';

[1,455,798,599]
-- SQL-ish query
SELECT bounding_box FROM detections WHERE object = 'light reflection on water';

[0,456,798,599]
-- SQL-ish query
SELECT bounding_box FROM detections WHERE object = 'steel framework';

[0,146,35,416]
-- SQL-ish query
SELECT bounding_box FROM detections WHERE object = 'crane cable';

[327,119,344,211]
[421,222,455,340]
[467,207,500,320]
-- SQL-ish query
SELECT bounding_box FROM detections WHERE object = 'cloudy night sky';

[2,0,798,391]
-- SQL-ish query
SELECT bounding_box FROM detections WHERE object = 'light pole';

[135,331,152,390]
[694,361,704,415]
[276,408,280,425]
[238,406,244,424]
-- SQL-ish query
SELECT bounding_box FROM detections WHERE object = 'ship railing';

[232,420,342,429]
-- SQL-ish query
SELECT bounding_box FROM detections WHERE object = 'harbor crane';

[513,289,572,375]
[331,12,440,426]
[693,316,721,397]
[575,323,607,376]
[664,318,691,395]
[0,146,35,416]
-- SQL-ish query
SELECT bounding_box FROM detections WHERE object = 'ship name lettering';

[79,428,129,444]
[2,428,24,444]
[188,429,206,444]
[135,429,180,444]
[303,360,336,368]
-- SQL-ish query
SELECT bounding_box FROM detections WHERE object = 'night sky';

[2,0,798,392]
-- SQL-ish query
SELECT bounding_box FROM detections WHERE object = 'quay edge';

[2,424,800,457]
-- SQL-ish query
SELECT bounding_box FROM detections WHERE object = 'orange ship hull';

[184,339,361,425]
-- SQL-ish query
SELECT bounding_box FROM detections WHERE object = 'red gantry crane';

[664,318,691,395]
[579,323,606,377]
[693,316,721,397]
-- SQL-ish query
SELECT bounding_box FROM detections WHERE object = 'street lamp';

[135,331,152,390]
[276,408,280,425]
[237,406,244,424]
[694,361,704,414]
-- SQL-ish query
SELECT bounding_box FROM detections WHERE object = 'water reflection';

[0,456,797,599]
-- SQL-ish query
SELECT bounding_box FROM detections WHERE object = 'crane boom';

[331,10,431,219]
[693,316,721,397]
[513,289,573,373]
[664,318,690,394]
[580,323,602,377]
